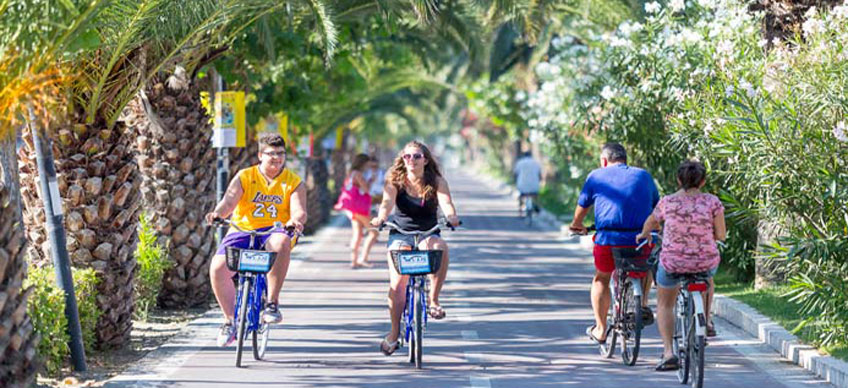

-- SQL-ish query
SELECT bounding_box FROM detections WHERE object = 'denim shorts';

[655,264,718,288]
[387,231,440,250]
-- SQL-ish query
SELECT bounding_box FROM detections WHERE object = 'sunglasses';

[402,153,424,161]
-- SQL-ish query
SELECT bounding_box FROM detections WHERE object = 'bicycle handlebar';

[378,219,462,235]
[212,217,300,237]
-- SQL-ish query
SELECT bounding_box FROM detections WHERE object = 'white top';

[513,156,542,194]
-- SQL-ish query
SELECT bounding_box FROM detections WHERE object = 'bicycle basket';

[226,247,277,273]
[390,250,443,275]
[611,247,652,273]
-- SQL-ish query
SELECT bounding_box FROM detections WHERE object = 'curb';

[472,164,848,387]
[714,295,848,388]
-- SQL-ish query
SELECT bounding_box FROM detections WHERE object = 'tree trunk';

[128,74,218,309]
[0,138,23,223]
[0,179,38,387]
[754,218,786,289]
[751,0,842,47]
[18,118,140,349]
[303,157,330,235]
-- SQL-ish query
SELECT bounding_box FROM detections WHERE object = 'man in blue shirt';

[569,143,659,345]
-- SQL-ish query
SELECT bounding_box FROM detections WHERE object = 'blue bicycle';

[380,220,457,369]
[214,218,297,367]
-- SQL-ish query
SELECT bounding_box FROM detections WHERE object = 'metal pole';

[29,107,87,371]
[213,72,229,243]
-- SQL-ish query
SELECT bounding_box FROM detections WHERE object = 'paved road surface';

[107,168,832,388]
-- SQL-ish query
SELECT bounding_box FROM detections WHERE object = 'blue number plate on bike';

[397,251,431,274]
[238,250,274,273]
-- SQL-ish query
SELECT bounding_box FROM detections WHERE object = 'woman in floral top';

[636,160,726,371]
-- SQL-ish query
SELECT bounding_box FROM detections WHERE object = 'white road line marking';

[461,330,479,340]
[465,351,484,364]
[469,376,492,388]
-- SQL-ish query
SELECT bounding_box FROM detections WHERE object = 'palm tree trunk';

[0,175,38,387]
[303,157,330,234]
[129,73,217,309]
[18,118,141,349]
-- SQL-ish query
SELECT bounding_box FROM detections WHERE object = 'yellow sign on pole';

[213,91,246,148]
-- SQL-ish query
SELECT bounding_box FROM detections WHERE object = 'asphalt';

[106,168,833,388]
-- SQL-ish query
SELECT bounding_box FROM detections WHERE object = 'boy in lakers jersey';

[205,133,307,347]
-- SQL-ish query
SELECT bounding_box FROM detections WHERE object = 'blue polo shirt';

[578,164,659,246]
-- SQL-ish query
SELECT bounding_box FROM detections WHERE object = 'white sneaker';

[262,303,283,324]
[217,321,236,347]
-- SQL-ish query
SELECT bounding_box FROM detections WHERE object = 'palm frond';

[304,0,338,66]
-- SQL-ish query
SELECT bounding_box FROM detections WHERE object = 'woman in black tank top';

[370,141,460,355]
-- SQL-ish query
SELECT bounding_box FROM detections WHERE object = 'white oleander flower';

[834,121,848,142]
[670,0,685,12]
[645,1,661,13]
[803,18,825,37]
[601,86,617,100]
[724,85,735,97]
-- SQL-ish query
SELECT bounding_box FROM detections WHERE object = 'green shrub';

[25,266,69,375]
[73,268,100,355]
[134,212,172,321]
[25,265,100,375]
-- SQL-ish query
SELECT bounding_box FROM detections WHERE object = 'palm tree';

[128,1,337,308]
[1,0,106,379]
[16,0,319,348]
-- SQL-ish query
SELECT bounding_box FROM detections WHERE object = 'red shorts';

[592,236,651,276]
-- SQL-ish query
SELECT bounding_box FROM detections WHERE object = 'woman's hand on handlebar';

[635,231,653,246]
[445,214,460,228]
[370,216,386,228]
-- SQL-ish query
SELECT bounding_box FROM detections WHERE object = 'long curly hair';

[388,141,442,200]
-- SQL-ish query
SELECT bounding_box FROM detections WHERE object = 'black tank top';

[391,187,439,232]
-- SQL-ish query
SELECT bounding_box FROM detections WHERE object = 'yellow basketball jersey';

[231,166,302,231]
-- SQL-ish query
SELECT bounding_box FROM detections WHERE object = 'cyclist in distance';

[205,132,307,347]
[569,143,659,346]
[513,150,543,215]
[370,140,460,355]
[636,160,725,371]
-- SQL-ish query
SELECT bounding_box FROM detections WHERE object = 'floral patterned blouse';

[653,192,724,273]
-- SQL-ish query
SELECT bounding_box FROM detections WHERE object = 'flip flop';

[380,336,400,356]
[586,325,606,345]
[428,304,446,320]
[655,355,679,371]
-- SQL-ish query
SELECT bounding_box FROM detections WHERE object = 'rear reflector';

[687,283,708,292]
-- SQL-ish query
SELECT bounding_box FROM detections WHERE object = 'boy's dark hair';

[601,143,627,163]
[677,160,707,190]
[258,132,286,149]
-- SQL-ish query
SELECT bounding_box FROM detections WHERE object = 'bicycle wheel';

[414,290,424,368]
[235,277,251,368]
[406,286,415,364]
[253,283,270,360]
[621,284,642,366]
[690,325,705,388]
[600,303,617,358]
[676,293,691,384]
[253,323,270,360]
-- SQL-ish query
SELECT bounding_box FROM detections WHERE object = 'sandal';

[707,322,717,337]
[655,355,679,371]
[428,304,446,320]
[380,336,400,356]
[586,325,606,345]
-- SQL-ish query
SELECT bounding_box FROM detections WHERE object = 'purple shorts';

[215,226,274,255]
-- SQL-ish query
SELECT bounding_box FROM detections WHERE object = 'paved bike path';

[107,168,832,388]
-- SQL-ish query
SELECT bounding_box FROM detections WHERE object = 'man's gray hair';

[601,143,627,163]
